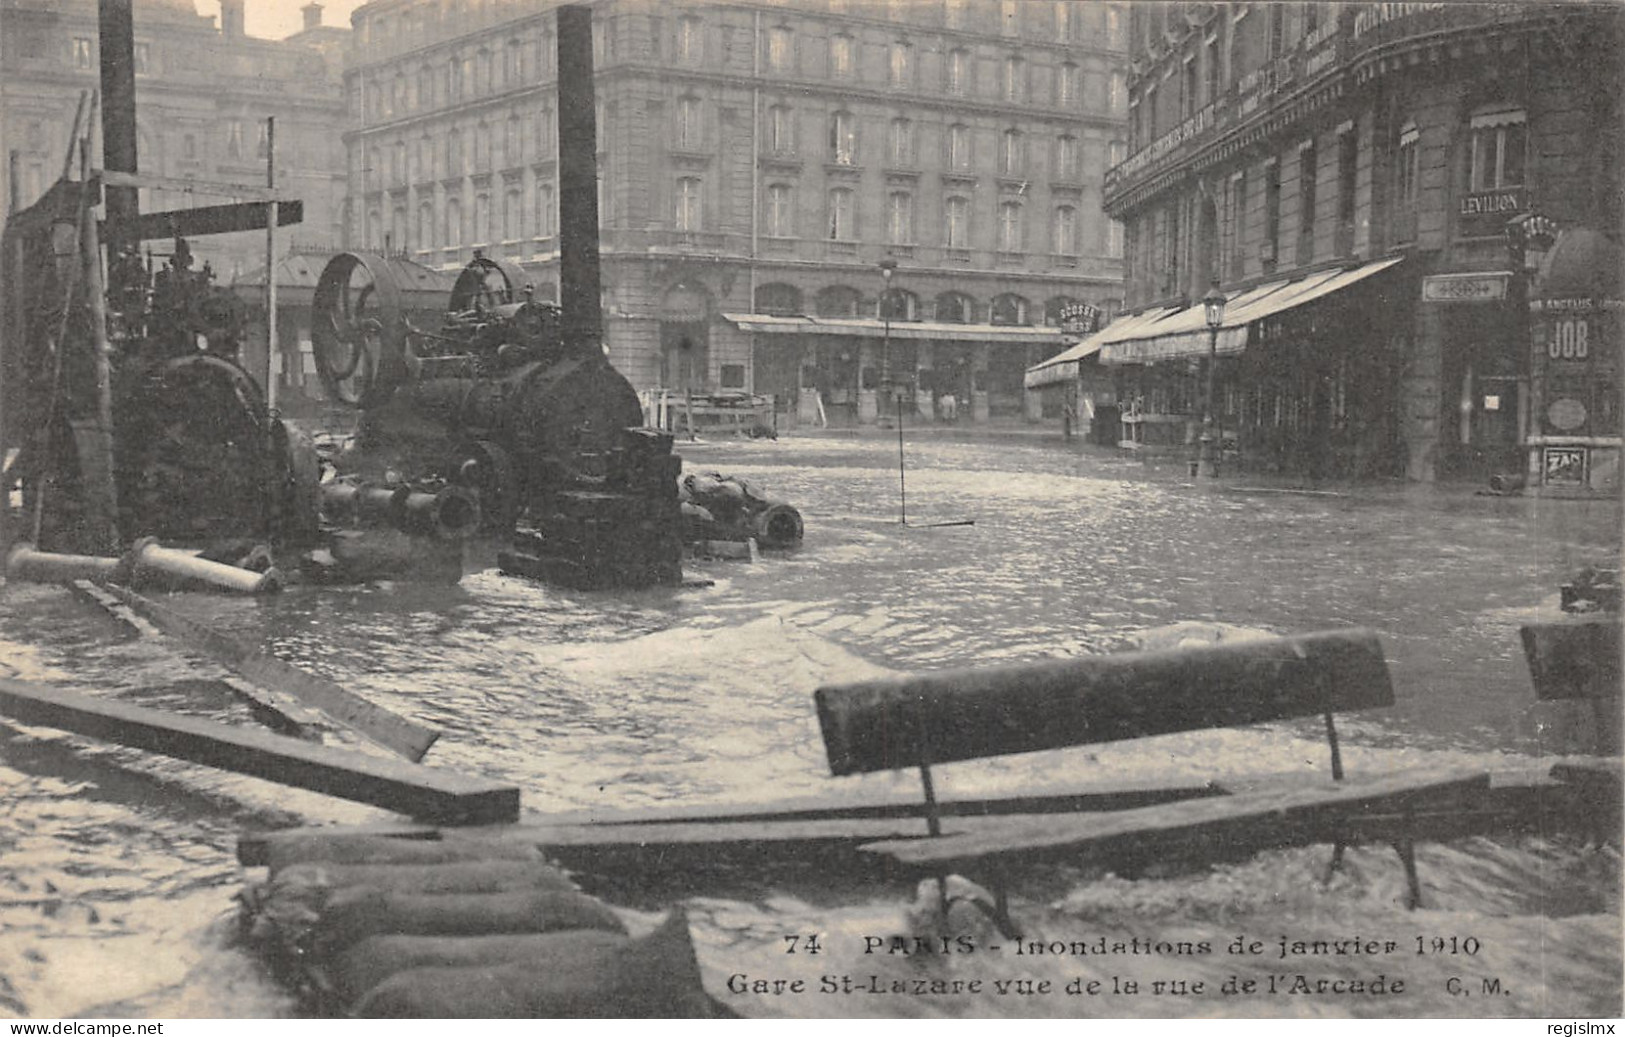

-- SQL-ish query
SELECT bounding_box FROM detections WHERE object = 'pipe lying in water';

[6,543,129,584]
[321,481,482,542]
[128,537,283,595]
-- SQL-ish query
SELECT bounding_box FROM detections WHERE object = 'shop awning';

[721,313,1065,346]
[1098,257,1404,365]
[1024,306,1181,389]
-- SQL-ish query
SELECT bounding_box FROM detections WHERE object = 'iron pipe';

[127,537,282,595]
[6,542,127,584]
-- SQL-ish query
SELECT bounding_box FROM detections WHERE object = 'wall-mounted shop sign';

[1421,272,1509,303]
[1060,302,1102,336]
[1459,188,1526,234]
[1542,446,1588,486]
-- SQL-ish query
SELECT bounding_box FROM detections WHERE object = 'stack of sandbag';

[238,832,725,1018]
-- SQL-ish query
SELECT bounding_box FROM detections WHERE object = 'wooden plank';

[99,583,439,761]
[106,199,303,243]
[1520,618,1622,700]
[861,769,1490,868]
[99,169,293,203]
[817,628,1393,775]
[0,678,517,825]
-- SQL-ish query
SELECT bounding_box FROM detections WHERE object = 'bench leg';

[1392,836,1422,910]
[1323,841,1346,884]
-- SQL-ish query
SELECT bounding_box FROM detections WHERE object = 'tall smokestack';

[556,5,602,357]
[301,2,323,31]
[98,0,139,254]
[220,0,245,38]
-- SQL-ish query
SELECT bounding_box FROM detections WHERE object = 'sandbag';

[262,834,540,876]
[352,908,717,1018]
[335,930,629,1007]
[311,887,626,957]
[253,859,577,937]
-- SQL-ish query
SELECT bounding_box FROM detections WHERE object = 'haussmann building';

[1035,1,1621,494]
[341,0,1129,428]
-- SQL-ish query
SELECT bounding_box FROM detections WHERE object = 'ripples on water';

[0,436,1619,1017]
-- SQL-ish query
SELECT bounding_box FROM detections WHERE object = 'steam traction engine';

[311,251,684,589]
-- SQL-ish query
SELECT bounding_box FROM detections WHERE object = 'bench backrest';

[815,628,1391,777]
[1521,619,1622,701]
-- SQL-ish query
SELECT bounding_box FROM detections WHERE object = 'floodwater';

[0,432,1619,1019]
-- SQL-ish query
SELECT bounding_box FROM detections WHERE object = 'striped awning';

[1098,257,1404,365]
[1024,306,1181,389]
[722,313,1065,346]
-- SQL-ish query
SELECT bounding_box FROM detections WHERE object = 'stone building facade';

[343,0,1128,425]
[0,0,350,284]
[1099,2,1621,490]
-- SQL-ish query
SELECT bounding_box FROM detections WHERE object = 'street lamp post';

[1197,280,1226,478]
[878,258,897,430]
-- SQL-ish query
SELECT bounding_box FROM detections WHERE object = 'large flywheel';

[312,252,411,408]
[449,255,531,314]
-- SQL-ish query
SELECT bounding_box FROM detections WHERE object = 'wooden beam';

[861,769,1490,868]
[98,169,294,203]
[106,199,303,244]
[0,678,517,824]
[817,628,1393,775]
[97,583,439,761]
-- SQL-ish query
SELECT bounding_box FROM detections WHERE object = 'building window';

[366,209,382,250]
[948,124,970,170]
[391,206,406,251]
[1108,139,1127,171]
[477,49,493,94]
[1337,128,1357,255]
[1228,172,1247,277]
[937,292,973,323]
[829,111,856,165]
[448,129,463,175]
[768,25,793,73]
[889,40,912,88]
[947,48,969,95]
[445,197,462,248]
[1395,121,1420,242]
[1264,159,1281,265]
[1056,135,1079,179]
[676,177,702,231]
[72,37,93,69]
[1000,129,1023,174]
[881,289,918,322]
[133,42,150,74]
[1182,57,1198,120]
[998,201,1023,251]
[830,34,854,78]
[889,117,913,167]
[448,57,463,102]
[1106,218,1124,258]
[183,134,197,160]
[537,182,554,237]
[390,139,404,181]
[887,190,913,244]
[1003,55,1023,101]
[473,192,490,244]
[1468,107,1526,192]
[677,96,701,150]
[1053,205,1077,255]
[538,108,554,156]
[1109,71,1125,114]
[827,187,854,240]
[1058,63,1079,107]
[1205,34,1221,105]
[226,119,244,159]
[506,38,523,87]
[756,283,802,315]
[766,183,794,236]
[416,201,434,250]
[504,188,521,241]
[991,294,1028,325]
[677,16,702,64]
[1106,5,1123,46]
[1298,140,1317,262]
[945,196,969,248]
[505,117,522,168]
[768,104,794,154]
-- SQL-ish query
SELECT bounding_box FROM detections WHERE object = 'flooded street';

[1,432,1619,1019]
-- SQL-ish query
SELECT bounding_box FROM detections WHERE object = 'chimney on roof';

[220,0,244,38]
[301,2,322,31]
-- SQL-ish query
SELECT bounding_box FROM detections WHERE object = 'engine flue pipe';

[320,481,482,541]
[556,5,602,360]
[127,537,283,594]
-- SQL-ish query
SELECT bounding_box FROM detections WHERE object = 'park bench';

[813,628,1490,925]
[1521,616,1622,756]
